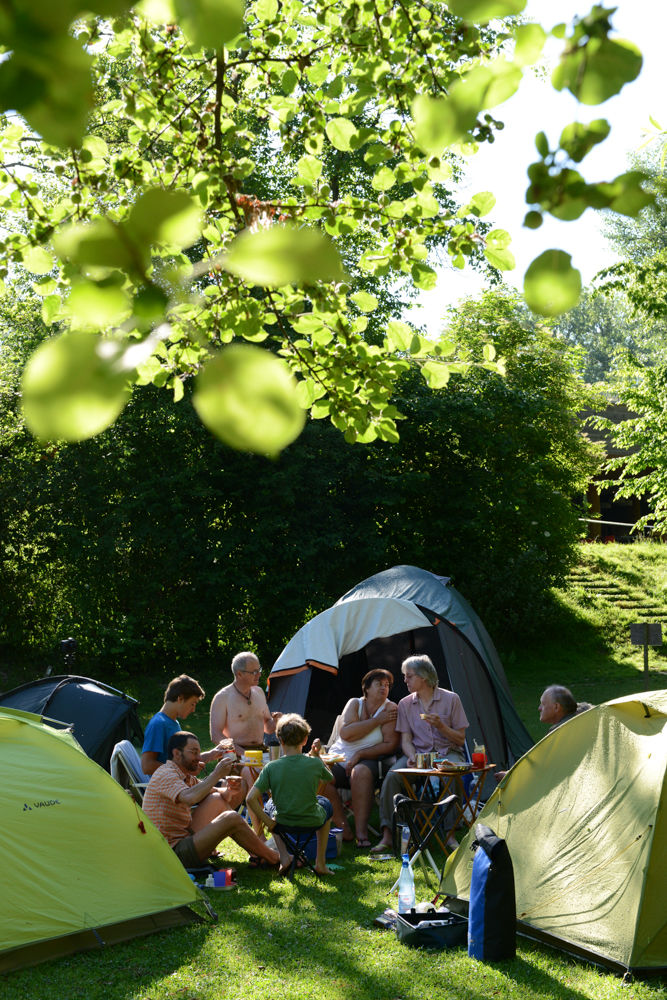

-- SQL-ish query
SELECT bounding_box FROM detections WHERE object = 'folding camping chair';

[110,740,150,804]
[391,792,459,881]
[272,823,320,880]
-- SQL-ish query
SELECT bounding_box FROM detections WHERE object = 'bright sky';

[409,0,667,333]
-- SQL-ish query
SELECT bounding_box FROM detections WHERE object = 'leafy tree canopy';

[0,288,599,666]
[596,145,667,321]
[552,286,667,383]
[592,355,667,535]
[0,0,649,454]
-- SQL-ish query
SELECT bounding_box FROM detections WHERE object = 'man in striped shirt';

[143,731,279,869]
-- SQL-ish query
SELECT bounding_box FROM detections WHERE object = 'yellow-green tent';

[440,690,666,974]
[0,707,200,972]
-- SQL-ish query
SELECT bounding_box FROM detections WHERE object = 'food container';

[395,908,468,949]
[244,749,263,765]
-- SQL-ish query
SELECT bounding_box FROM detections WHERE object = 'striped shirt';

[142,760,197,846]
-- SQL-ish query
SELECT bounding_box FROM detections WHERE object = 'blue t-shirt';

[142,711,180,763]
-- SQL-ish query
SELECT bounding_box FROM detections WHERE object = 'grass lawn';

[3,848,664,1000]
[2,543,666,998]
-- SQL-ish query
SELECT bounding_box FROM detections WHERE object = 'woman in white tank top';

[321,668,399,848]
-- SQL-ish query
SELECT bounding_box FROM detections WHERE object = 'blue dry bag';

[467,823,516,961]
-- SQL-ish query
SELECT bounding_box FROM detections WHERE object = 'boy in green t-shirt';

[246,713,334,876]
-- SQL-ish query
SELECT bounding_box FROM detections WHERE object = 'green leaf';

[446,0,526,22]
[54,219,136,272]
[484,229,515,269]
[66,281,132,330]
[535,131,549,158]
[81,134,109,171]
[295,154,323,185]
[23,246,54,275]
[513,23,547,66]
[483,342,496,362]
[254,0,278,20]
[559,119,610,162]
[325,117,358,152]
[422,361,451,388]
[523,250,582,316]
[371,166,396,192]
[552,38,642,105]
[412,93,476,154]
[21,332,131,441]
[411,262,438,291]
[351,291,378,313]
[598,171,653,217]
[41,295,62,325]
[469,191,496,217]
[412,60,520,155]
[223,224,346,286]
[193,345,306,456]
[485,246,515,270]
[385,321,414,352]
[127,189,202,249]
[458,60,522,112]
[173,0,245,49]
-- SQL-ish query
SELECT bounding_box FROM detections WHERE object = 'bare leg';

[315,819,333,875]
[349,763,374,843]
[241,765,265,838]
[192,809,279,865]
[271,831,294,871]
[190,790,230,827]
[320,781,354,840]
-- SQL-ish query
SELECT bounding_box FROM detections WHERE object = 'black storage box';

[395,909,468,949]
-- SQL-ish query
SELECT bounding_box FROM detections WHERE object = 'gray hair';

[543,685,577,716]
[231,651,260,677]
[401,654,438,688]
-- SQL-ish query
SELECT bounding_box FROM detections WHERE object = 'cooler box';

[395,909,468,949]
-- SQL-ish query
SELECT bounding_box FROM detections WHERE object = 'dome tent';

[0,673,143,771]
[268,565,532,769]
[440,690,667,975]
[0,706,200,972]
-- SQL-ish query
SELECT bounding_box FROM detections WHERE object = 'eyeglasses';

[240,668,261,676]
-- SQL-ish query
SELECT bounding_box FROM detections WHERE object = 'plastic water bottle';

[397,854,416,914]
[205,874,215,888]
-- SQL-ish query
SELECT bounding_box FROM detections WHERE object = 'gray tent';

[268,566,532,768]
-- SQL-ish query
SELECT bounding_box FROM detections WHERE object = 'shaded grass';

[3,848,665,1000]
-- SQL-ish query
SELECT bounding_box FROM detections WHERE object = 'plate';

[435,761,473,773]
[321,754,345,764]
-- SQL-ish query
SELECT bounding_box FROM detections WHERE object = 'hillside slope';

[498,541,667,741]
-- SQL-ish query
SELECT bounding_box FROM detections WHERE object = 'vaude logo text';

[22,799,62,811]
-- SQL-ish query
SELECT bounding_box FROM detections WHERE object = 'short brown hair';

[276,713,311,747]
[164,674,205,703]
[361,668,394,694]
[167,731,199,758]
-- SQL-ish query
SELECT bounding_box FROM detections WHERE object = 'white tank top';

[328,698,387,762]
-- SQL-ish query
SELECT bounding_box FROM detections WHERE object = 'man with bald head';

[495,685,592,782]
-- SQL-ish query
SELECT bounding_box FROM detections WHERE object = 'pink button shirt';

[396,687,468,754]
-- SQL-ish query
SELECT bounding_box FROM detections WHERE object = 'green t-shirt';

[255,753,332,826]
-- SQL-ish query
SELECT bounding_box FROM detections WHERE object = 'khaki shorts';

[173,834,201,868]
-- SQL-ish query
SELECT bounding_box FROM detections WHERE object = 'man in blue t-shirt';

[142,674,229,776]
